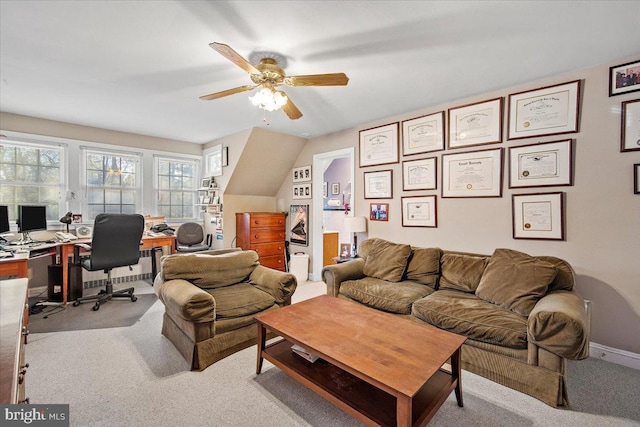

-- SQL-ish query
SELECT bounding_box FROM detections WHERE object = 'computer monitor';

[0,205,9,234]
[16,205,47,244]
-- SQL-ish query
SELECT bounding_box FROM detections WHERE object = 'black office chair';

[175,222,211,253]
[72,213,145,311]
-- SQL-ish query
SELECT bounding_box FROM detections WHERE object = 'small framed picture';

[508,139,573,188]
[339,243,351,258]
[634,164,640,194]
[442,148,503,198]
[512,192,565,240]
[293,165,312,183]
[370,203,389,221]
[609,59,640,97]
[402,111,445,156]
[621,99,640,152]
[401,195,437,228]
[448,97,503,149]
[72,214,82,224]
[359,122,399,167]
[507,80,581,140]
[364,170,393,199]
[332,183,340,195]
[290,204,309,246]
[402,157,437,191]
[201,177,211,189]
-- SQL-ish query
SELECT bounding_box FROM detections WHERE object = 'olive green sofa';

[322,238,590,407]
[154,249,297,371]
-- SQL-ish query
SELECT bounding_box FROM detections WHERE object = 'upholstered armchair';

[154,249,297,371]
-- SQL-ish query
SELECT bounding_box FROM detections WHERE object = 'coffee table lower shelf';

[261,339,458,427]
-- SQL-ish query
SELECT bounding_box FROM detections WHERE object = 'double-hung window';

[154,156,198,220]
[0,139,65,223]
[82,148,141,220]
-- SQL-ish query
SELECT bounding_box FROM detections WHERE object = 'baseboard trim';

[590,342,640,370]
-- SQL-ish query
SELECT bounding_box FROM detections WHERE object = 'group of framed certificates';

[358,79,588,236]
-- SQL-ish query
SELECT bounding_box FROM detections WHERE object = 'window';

[0,140,65,223]
[83,149,141,220]
[155,156,198,220]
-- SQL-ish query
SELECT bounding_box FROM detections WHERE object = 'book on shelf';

[291,344,320,363]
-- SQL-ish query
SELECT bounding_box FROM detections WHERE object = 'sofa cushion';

[207,282,276,319]
[412,290,528,348]
[404,247,441,288]
[162,250,259,289]
[475,249,557,317]
[340,277,434,314]
[362,239,412,282]
[439,253,488,293]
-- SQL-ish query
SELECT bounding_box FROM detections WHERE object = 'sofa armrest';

[158,279,216,323]
[321,258,366,297]
[249,265,297,305]
[528,290,589,360]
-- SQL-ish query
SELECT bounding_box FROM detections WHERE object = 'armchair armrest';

[322,258,366,297]
[249,265,297,305]
[528,290,589,360]
[158,279,216,323]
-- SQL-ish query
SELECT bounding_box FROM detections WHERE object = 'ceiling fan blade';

[284,73,349,87]
[282,95,303,120]
[199,85,256,101]
[209,42,260,75]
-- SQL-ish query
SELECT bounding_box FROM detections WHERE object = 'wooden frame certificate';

[402,111,445,156]
[508,139,572,188]
[402,196,437,227]
[508,80,580,140]
[448,98,503,149]
[621,99,640,152]
[512,192,564,240]
[403,157,437,191]
[442,148,503,198]
[364,170,393,199]
[359,123,399,167]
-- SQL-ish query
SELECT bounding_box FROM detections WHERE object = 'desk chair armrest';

[73,243,92,264]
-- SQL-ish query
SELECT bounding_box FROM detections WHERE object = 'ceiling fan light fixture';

[249,87,288,112]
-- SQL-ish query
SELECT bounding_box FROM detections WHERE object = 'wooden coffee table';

[255,295,467,427]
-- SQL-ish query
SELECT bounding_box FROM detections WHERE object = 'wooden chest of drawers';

[236,212,287,271]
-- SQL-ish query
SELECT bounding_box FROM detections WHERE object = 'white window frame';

[153,154,199,221]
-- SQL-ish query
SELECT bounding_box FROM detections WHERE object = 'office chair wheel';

[131,295,137,302]
[73,300,80,307]
[92,303,100,311]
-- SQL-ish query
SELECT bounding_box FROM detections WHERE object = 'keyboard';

[0,250,14,259]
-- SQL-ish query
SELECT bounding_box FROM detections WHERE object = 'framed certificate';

[507,80,581,140]
[402,157,437,191]
[401,195,437,228]
[512,192,564,240]
[364,170,393,199]
[621,99,640,152]
[448,98,503,149]
[359,123,399,167]
[441,148,503,198]
[609,59,640,97]
[508,139,573,188]
[401,111,445,156]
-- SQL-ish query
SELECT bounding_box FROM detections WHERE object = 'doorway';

[311,147,355,281]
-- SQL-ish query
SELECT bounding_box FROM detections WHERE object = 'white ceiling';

[1,1,639,145]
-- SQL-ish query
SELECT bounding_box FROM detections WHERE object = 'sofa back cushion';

[362,239,412,282]
[475,248,557,317]
[439,253,488,293]
[162,250,259,289]
[404,247,441,288]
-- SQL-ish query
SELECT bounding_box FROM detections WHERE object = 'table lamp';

[344,216,367,257]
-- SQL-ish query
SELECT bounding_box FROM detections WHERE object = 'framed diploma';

[401,196,437,228]
[441,148,503,198]
[621,99,640,152]
[635,164,640,194]
[508,139,573,188]
[402,157,437,191]
[512,192,564,240]
[609,59,640,97]
[359,122,399,167]
[507,80,581,140]
[370,203,389,221]
[447,98,503,149]
[364,170,393,199]
[402,111,445,156]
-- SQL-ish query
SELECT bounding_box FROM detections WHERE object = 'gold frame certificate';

[621,99,640,152]
[508,80,580,140]
[448,98,503,149]
[359,122,399,167]
[401,195,437,227]
[508,139,572,188]
[442,148,503,198]
[402,111,445,155]
[512,192,564,240]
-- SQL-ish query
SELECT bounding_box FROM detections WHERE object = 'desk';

[0,234,175,305]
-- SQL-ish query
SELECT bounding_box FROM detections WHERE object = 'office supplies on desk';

[0,251,14,259]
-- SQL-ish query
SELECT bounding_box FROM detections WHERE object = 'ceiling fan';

[200,42,349,120]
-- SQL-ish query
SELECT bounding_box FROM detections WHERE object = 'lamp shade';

[344,216,367,233]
